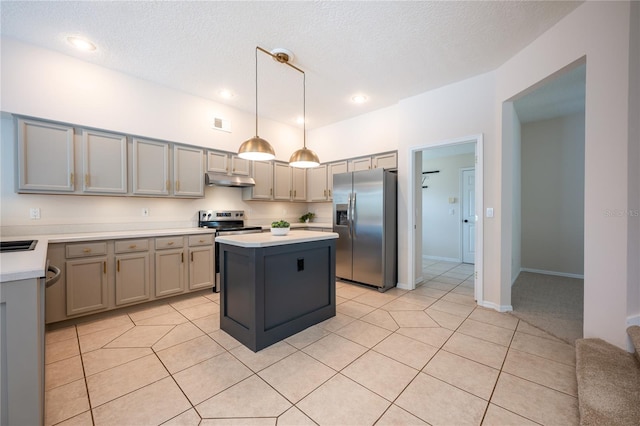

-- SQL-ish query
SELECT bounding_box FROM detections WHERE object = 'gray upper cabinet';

[173,145,204,197]
[307,164,328,202]
[207,150,250,176]
[17,118,75,192]
[348,157,372,172]
[243,160,273,200]
[372,152,397,170]
[132,138,170,196]
[82,129,127,194]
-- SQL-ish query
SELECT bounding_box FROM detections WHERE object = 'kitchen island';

[216,230,338,352]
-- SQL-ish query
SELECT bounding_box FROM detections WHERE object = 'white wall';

[521,113,585,276]
[421,153,475,261]
[496,1,635,348]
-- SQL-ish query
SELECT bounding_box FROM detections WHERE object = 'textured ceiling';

[0,1,582,130]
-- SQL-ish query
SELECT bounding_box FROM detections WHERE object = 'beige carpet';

[510,271,583,345]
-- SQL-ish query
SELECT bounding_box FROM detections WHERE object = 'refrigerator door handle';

[351,192,357,238]
[347,193,352,237]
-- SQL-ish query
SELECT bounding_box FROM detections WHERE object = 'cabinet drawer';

[155,236,184,250]
[188,234,214,246]
[115,239,149,253]
[66,242,107,258]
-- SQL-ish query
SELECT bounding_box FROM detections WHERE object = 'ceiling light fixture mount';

[238,46,319,168]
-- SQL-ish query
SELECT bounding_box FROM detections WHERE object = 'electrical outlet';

[142,208,149,217]
[29,208,41,220]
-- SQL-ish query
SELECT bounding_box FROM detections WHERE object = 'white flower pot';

[270,227,290,236]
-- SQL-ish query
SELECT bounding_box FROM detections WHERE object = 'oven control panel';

[199,210,245,222]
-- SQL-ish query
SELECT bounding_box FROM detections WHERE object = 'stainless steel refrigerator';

[333,168,397,291]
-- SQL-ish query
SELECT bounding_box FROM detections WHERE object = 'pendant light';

[238,47,276,161]
[289,70,320,168]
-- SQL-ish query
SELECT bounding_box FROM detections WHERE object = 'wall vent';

[211,116,231,133]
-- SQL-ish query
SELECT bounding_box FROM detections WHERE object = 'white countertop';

[0,237,50,283]
[216,230,338,248]
[254,222,332,230]
[0,228,216,283]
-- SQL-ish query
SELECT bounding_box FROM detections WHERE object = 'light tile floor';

[44,260,579,425]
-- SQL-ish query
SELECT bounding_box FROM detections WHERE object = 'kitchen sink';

[0,240,38,253]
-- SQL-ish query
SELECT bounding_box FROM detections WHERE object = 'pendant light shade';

[238,47,275,161]
[238,136,275,161]
[289,146,320,168]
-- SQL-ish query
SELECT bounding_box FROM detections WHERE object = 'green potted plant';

[270,219,290,236]
[299,212,315,223]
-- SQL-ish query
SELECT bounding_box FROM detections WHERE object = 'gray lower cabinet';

[45,232,215,324]
[155,236,186,297]
[65,256,109,316]
[114,239,151,306]
[188,234,215,290]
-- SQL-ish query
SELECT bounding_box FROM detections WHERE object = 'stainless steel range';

[198,210,263,292]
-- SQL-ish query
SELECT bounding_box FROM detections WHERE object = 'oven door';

[214,228,264,292]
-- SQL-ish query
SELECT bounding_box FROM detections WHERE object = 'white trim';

[408,134,484,305]
[520,267,584,280]
[478,300,513,313]
[512,268,521,286]
[460,166,475,265]
[423,255,462,263]
[626,315,640,327]
[396,282,411,290]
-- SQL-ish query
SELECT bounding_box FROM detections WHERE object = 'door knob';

[463,219,469,223]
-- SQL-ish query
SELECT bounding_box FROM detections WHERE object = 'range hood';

[205,173,255,187]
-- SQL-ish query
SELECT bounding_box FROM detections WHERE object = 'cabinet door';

[115,253,150,306]
[155,249,185,297]
[327,161,348,200]
[247,161,273,199]
[273,162,292,200]
[373,152,397,170]
[207,151,228,173]
[66,257,108,316]
[230,155,250,176]
[133,138,169,195]
[291,167,307,201]
[188,246,214,290]
[348,157,371,172]
[173,145,204,197]
[82,129,127,193]
[307,165,328,201]
[17,118,75,192]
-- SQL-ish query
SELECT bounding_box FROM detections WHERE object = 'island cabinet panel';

[219,238,336,352]
[264,246,331,330]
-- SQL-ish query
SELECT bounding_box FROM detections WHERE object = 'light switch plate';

[486,207,494,218]
[29,208,41,219]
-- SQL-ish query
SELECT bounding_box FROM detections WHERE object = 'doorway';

[461,167,475,264]
[409,135,484,304]
[509,62,586,343]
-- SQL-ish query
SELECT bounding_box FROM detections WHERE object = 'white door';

[461,168,475,264]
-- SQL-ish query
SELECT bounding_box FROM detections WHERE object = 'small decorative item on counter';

[299,212,315,223]
[270,220,290,236]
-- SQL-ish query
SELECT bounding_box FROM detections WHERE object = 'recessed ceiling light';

[218,89,235,99]
[351,94,368,104]
[66,36,96,52]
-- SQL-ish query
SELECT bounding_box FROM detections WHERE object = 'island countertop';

[216,230,338,248]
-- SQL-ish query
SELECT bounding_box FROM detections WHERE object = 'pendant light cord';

[255,46,259,136]
[303,70,306,149]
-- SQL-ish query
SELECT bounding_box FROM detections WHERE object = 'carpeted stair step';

[575,327,640,425]
[628,325,640,363]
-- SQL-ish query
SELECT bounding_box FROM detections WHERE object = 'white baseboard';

[423,255,462,263]
[627,315,640,327]
[512,269,521,286]
[478,300,513,313]
[396,282,411,290]
[520,268,584,280]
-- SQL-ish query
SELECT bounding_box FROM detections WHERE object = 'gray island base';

[216,231,338,352]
